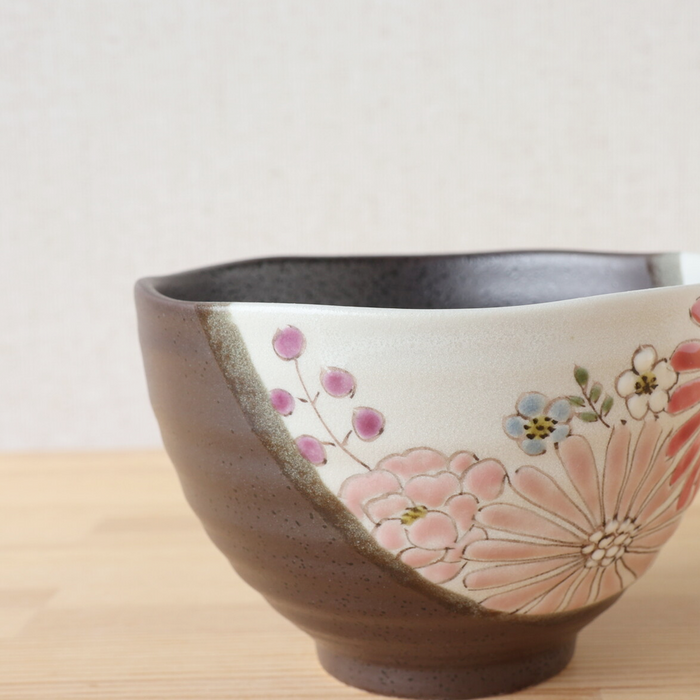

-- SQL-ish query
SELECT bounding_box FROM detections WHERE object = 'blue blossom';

[504,392,573,456]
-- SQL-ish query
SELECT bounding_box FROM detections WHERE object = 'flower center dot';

[581,517,637,568]
[524,415,558,440]
[401,505,428,525]
[634,371,658,395]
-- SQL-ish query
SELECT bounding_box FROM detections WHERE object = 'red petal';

[692,298,700,325]
[668,378,700,414]
[678,462,700,511]
[667,410,700,459]
[671,434,700,485]
[671,341,700,372]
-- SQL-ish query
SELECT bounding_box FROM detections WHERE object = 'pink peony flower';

[338,448,507,584]
[465,420,687,614]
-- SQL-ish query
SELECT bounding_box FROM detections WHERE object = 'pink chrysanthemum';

[464,421,686,614]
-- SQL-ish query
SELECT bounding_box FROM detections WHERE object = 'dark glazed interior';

[151,251,672,309]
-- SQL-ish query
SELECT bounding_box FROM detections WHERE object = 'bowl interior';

[151,251,674,309]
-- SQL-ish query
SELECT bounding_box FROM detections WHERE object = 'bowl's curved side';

[134,279,619,699]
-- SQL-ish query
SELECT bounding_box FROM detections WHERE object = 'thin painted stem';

[295,360,370,470]
[582,387,611,428]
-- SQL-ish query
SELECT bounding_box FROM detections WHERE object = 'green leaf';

[601,395,614,415]
[574,366,589,388]
[568,395,586,406]
[579,412,599,422]
[589,383,602,403]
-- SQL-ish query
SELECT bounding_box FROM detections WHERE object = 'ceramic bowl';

[135,251,700,700]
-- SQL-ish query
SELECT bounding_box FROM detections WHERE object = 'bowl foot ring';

[316,638,576,699]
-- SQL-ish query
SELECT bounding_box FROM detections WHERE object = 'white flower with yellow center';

[616,345,678,420]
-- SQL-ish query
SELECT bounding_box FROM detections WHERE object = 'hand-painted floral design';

[261,300,700,615]
[352,407,385,441]
[691,297,700,326]
[666,297,700,509]
[339,448,507,583]
[504,393,572,455]
[295,435,327,465]
[270,326,383,470]
[270,388,295,416]
[464,420,685,614]
[568,366,614,427]
[273,325,306,360]
[321,367,356,398]
[616,345,678,420]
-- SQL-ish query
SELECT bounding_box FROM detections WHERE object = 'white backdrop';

[2,1,700,451]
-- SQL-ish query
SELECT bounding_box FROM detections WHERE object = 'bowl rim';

[135,249,700,314]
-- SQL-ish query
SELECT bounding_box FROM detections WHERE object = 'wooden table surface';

[2,451,699,700]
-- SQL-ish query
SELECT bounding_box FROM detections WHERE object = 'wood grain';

[1,451,699,700]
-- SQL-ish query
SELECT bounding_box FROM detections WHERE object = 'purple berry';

[320,367,356,398]
[295,435,327,465]
[352,407,385,441]
[270,388,295,416]
[272,326,305,360]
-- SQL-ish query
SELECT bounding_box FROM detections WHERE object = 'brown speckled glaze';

[133,253,662,699]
